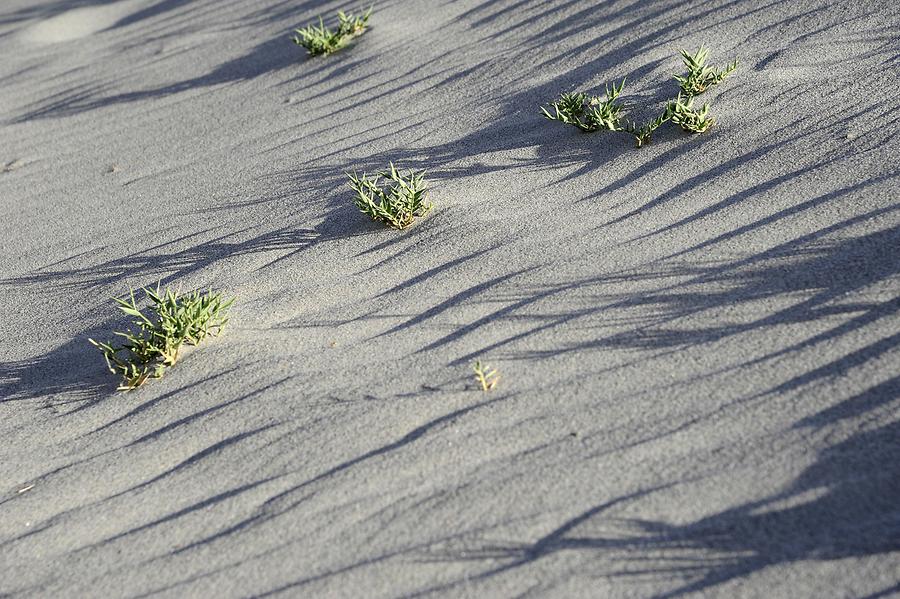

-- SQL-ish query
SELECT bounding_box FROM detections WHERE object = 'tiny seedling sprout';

[473,361,499,392]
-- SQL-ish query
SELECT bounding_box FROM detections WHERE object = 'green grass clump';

[669,94,714,133]
[348,163,431,229]
[89,285,233,390]
[292,7,371,56]
[541,79,627,132]
[674,46,737,97]
[542,46,736,148]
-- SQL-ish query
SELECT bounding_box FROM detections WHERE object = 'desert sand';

[1,0,898,596]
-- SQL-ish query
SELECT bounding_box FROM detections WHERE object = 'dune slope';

[1,0,899,596]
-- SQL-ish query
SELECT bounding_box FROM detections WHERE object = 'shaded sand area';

[1,0,899,596]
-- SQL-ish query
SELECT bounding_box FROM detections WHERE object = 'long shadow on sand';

[384,208,900,596]
[7,0,397,122]
[3,1,898,595]
[11,33,300,122]
[418,416,899,598]
[0,319,118,406]
[1,199,373,290]
[386,198,900,596]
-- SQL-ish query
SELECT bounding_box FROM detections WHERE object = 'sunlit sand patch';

[19,0,144,44]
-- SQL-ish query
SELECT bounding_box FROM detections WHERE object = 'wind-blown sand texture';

[1,0,899,596]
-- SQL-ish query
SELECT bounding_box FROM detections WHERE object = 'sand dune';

[1,0,898,596]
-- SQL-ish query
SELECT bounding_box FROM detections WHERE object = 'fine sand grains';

[0,0,899,597]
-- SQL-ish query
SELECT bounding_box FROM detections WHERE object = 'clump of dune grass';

[473,361,499,391]
[89,285,233,390]
[292,7,371,56]
[669,93,714,133]
[674,46,737,97]
[541,79,627,132]
[348,163,431,229]
[542,46,736,148]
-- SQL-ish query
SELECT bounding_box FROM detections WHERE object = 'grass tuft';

[348,163,431,229]
[674,46,738,96]
[669,93,714,133]
[89,285,233,391]
[292,7,371,56]
[543,46,735,148]
[541,79,627,132]
[473,361,499,392]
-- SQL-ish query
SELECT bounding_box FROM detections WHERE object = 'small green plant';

[669,93,713,133]
[626,108,673,147]
[541,92,588,127]
[624,94,713,146]
[292,7,371,56]
[541,79,627,132]
[89,285,233,390]
[348,163,431,229]
[542,46,735,148]
[674,46,737,97]
[473,361,499,392]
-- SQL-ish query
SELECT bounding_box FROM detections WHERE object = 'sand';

[1,0,898,596]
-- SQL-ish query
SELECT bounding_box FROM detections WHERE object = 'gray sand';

[1,0,898,596]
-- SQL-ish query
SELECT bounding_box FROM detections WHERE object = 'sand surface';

[1,0,899,596]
